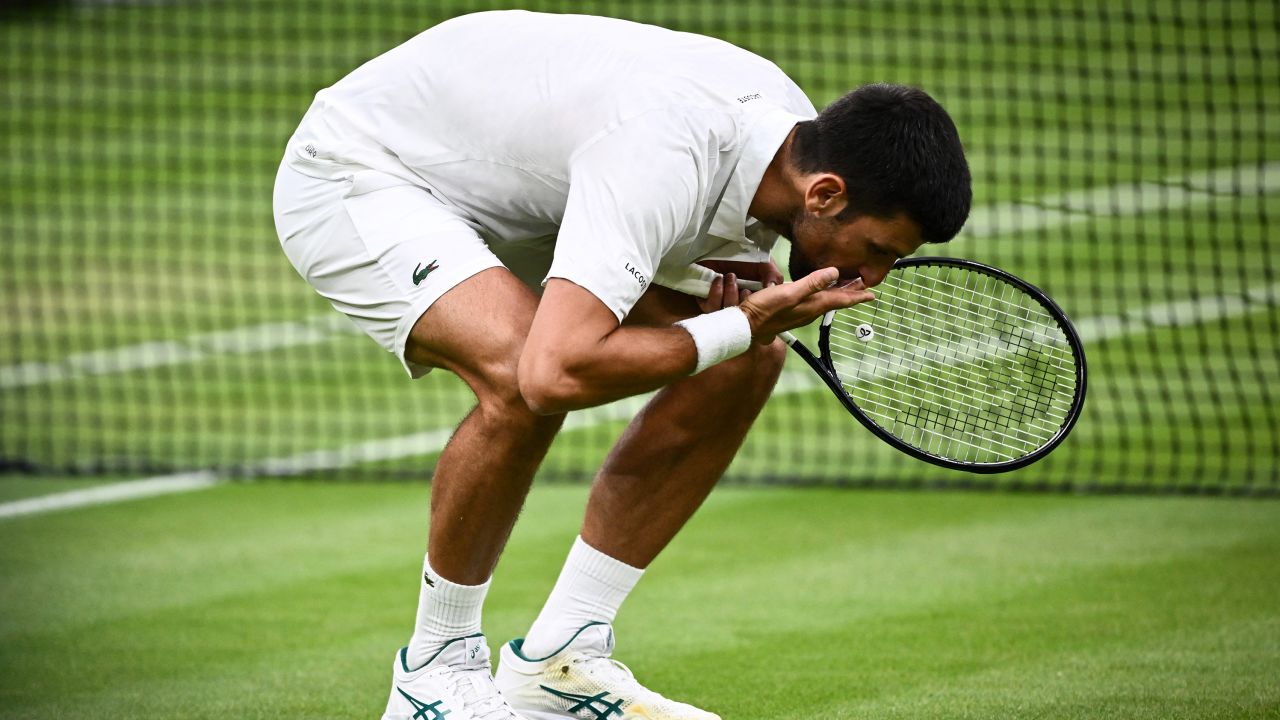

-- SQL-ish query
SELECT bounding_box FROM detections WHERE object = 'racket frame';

[779,257,1087,474]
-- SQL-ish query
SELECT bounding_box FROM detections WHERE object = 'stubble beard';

[784,210,820,281]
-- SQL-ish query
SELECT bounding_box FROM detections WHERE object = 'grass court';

[1,479,1278,719]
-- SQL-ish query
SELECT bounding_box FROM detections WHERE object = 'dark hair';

[790,83,971,243]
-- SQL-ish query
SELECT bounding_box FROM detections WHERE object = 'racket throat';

[817,310,838,373]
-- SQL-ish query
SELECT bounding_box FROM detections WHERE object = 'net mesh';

[828,263,1081,467]
[2,0,1277,493]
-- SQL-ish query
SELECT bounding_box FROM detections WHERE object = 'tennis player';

[273,10,970,720]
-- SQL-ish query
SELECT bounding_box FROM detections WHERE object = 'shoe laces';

[449,667,521,720]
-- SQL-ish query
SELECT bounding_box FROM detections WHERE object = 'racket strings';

[828,287,1078,375]
[836,294,1071,422]
[829,314,1076,383]
[831,356,1066,440]
[853,387,1051,452]
[828,266,1078,464]
[863,273,1070,458]
[827,343,1071,417]
[828,319,1075,400]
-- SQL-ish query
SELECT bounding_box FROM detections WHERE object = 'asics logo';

[397,688,452,720]
[540,685,624,719]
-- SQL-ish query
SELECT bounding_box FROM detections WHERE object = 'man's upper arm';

[526,277,623,367]
[518,276,699,414]
[545,110,716,322]
[517,111,723,412]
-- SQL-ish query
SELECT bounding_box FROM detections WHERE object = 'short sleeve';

[546,111,711,321]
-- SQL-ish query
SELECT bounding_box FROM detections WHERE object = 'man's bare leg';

[401,268,564,667]
[405,267,567,583]
[580,339,784,567]
[424,400,563,581]
[518,286,785,657]
[580,284,786,567]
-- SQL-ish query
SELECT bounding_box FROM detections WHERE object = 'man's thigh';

[403,267,541,397]
[274,162,523,380]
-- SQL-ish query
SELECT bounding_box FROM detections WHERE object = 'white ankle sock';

[521,536,644,659]
[405,555,490,669]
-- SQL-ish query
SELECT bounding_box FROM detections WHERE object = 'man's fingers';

[798,287,875,316]
[753,267,840,305]
[803,267,841,292]
[783,268,862,302]
[737,268,875,339]
[723,272,739,306]
[698,273,724,313]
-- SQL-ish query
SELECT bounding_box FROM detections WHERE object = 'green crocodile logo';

[412,261,440,286]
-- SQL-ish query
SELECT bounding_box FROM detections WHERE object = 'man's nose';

[859,266,888,288]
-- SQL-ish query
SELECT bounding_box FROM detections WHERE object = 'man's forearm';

[517,324,698,414]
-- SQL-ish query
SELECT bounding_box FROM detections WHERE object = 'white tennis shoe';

[494,623,720,720]
[382,635,525,720]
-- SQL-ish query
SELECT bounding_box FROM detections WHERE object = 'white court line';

[0,396,656,520]
[0,471,220,520]
[2,161,1276,391]
[248,394,653,477]
[960,161,1279,238]
[1,279,1276,519]
[0,315,364,390]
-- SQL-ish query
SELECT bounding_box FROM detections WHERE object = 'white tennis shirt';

[284,10,817,320]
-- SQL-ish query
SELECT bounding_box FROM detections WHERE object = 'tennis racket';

[766,257,1086,473]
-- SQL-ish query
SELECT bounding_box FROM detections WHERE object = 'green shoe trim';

[506,621,610,663]
[400,633,487,673]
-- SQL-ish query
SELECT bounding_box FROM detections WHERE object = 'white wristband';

[675,307,753,375]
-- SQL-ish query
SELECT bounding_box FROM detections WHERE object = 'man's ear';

[803,173,848,218]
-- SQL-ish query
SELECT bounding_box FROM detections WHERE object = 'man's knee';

[749,337,788,379]
[470,355,551,424]
[730,337,787,381]
[698,337,787,401]
[465,361,566,450]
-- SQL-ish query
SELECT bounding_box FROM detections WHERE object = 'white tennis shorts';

[272,161,550,378]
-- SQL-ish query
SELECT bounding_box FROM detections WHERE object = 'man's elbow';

[517,354,587,415]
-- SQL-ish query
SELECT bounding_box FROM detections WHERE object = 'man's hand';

[697,271,752,313]
[697,259,785,286]
[738,267,874,343]
[695,259,784,314]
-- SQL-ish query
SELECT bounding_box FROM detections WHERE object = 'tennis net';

[2,0,1276,493]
